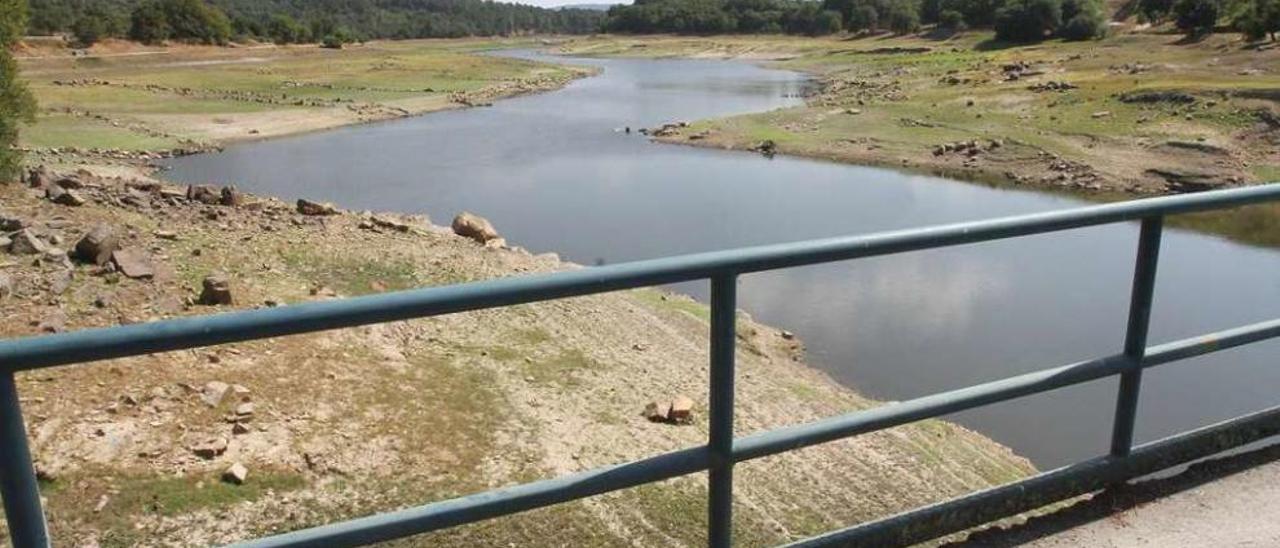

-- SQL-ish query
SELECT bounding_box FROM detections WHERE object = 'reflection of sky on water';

[163,52,1280,468]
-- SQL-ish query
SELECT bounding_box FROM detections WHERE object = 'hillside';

[0,169,1033,545]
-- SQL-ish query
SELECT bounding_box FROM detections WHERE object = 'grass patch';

[631,288,711,323]
[44,467,306,546]
[280,248,421,297]
[21,114,184,151]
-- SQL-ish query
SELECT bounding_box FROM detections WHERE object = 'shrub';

[1138,0,1175,20]
[129,0,232,45]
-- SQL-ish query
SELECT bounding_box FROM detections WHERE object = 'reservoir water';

[162,50,1280,468]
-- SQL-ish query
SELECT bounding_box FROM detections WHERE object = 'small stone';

[234,402,255,417]
[202,381,231,407]
[192,437,228,459]
[74,225,120,265]
[232,422,251,435]
[154,230,179,241]
[231,384,251,396]
[199,273,233,305]
[0,274,12,300]
[222,462,248,484]
[780,330,795,340]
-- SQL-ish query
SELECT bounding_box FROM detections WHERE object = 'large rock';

[202,381,231,407]
[222,462,249,485]
[451,212,500,243]
[192,437,228,459]
[0,213,27,232]
[220,186,245,207]
[297,199,339,216]
[110,249,155,279]
[8,229,50,255]
[74,224,119,265]
[46,185,85,207]
[187,185,221,205]
[26,166,51,188]
[199,273,233,305]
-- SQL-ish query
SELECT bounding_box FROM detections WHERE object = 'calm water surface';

[163,51,1280,468]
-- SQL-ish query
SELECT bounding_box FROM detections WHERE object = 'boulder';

[26,166,52,188]
[669,395,695,424]
[74,224,120,265]
[643,401,671,422]
[192,438,228,459]
[220,186,245,207]
[55,176,86,189]
[201,381,231,407]
[223,462,249,484]
[8,229,50,255]
[199,273,233,305]
[297,199,338,216]
[451,212,500,243]
[110,249,155,279]
[187,185,221,205]
[0,213,27,232]
[46,185,85,207]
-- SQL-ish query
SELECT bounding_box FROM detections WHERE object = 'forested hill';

[27,0,607,43]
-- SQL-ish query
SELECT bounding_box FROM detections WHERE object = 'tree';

[1237,0,1279,40]
[1059,0,1107,39]
[1173,0,1219,35]
[266,14,308,44]
[129,1,172,43]
[885,0,923,33]
[1,0,37,183]
[1138,0,1176,20]
[938,8,968,29]
[72,15,108,47]
[995,0,1063,41]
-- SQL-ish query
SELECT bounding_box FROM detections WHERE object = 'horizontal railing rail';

[0,184,1277,547]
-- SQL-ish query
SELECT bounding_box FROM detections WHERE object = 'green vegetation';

[28,0,605,43]
[44,468,307,546]
[128,0,232,45]
[1,0,36,182]
[994,0,1106,42]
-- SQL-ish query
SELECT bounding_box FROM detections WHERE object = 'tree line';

[27,0,608,47]
[605,0,1279,41]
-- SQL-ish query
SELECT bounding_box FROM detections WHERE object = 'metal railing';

[1,184,1279,547]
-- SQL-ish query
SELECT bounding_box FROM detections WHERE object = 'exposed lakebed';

[162,50,1280,468]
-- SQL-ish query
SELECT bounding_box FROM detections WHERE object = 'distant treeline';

[603,0,1108,40]
[604,0,1279,41]
[27,0,607,46]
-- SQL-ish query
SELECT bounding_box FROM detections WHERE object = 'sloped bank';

[0,172,1033,545]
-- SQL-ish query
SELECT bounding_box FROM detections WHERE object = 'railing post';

[0,372,50,547]
[708,274,737,548]
[1109,216,1164,458]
